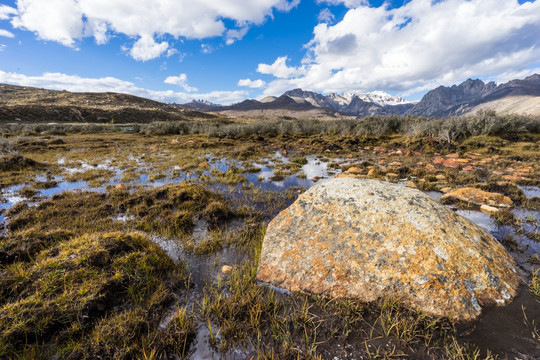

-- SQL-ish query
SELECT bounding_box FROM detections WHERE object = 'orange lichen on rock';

[256,178,520,321]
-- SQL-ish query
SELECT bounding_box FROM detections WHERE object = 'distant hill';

[0,84,214,123]
[181,74,540,118]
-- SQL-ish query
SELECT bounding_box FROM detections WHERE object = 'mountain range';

[182,74,540,118]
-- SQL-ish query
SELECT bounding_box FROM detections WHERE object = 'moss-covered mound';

[0,231,192,359]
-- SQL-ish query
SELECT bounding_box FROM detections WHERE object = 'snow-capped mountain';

[328,91,412,107]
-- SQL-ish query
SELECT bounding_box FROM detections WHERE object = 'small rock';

[446,153,459,158]
[198,162,210,168]
[406,181,417,189]
[456,158,469,163]
[517,167,533,173]
[368,168,376,177]
[221,265,232,275]
[388,161,402,167]
[442,188,514,208]
[480,205,502,216]
[443,159,460,169]
[503,174,529,181]
[347,154,354,159]
[435,175,446,181]
[425,164,437,172]
[115,183,125,190]
[441,187,453,193]
[346,167,363,175]
[462,165,475,172]
[433,157,445,165]
[312,176,322,182]
[378,160,387,166]
[171,138,180,144]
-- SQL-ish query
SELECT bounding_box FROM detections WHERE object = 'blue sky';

[0,0,539,104]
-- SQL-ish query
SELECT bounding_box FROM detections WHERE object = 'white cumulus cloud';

[0,70,248,105]
[317,8,335,24]
[261,0,540,97]
[257,56,306,79]
[0,29,15,38]
[237,78,266,88]
[10,0,299,60]
[164,74,198,92]
[0,5,17,20]
[129,35,169,62]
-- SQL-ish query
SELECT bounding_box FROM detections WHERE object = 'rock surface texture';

[257,178,520,321]
[441,187,514,208]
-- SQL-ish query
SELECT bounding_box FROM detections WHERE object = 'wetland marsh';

[1,118,539,359]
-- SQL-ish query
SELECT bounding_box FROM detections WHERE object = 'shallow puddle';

[465,286,540,359]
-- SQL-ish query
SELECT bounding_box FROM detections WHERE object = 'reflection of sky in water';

[302,156,329,179]
[39,180,91,197]
[0,184,25,210]
[518,186,540,199]
[456,210,498,235]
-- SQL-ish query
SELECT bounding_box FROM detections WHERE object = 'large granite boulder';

[256,178,520,321]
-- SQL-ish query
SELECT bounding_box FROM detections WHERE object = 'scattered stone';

[115,183,125,190]
[221,265,232,275]
[480,205,502,216]
[385,172,399,179]
[503,174,529,181]
[257,178,519,321]
[443,159,460,169]
[435,175,446,181]
[388,161,402,167]
[425,164,437,172]
[442,188,514,208]
[198,162,210,168]
[517,167,533,173]
[171,138,180,144]
[378,160,387,166]
[433,157,445,165]
[395,150,403,155]
[346,167,363,175]
[441,187,453,193]
[367,168,376,177]
[373,146,386,152]
[406,181,417,189]
[446,153,460,158]
[406,151,412,156]
[456,158,469,163]
[347,154,354,159]
[462,165,475,172]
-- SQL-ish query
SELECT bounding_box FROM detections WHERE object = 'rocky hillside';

[410,74,540,116]
[0,84,214,123]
